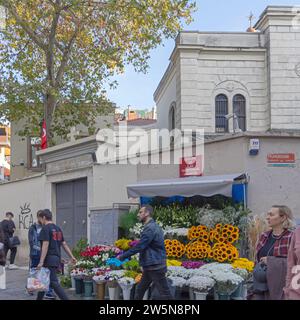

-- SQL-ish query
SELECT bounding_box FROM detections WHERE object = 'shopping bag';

[27,267,50,292]
[0,266,5,290]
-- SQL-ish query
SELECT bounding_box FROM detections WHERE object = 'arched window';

[233,94,246,131]
[215,94,228,133]
[169,103,176,131]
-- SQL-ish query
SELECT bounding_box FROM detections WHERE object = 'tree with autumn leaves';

[0,0,195,145]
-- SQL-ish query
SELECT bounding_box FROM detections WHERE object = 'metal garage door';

[56,178,87,249]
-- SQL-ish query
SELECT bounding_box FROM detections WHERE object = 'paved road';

[0,267,78,300]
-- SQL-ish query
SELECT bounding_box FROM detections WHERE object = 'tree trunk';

[44,92,57,147]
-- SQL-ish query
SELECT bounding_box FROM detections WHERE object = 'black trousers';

[135,266,173,300]
[4,245,17,265]
[37,267,69,300]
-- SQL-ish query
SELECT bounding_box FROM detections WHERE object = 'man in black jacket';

[1,212,18,269]
[119,205,173,300]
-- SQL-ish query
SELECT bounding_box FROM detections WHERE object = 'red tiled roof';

[116,118,157,126]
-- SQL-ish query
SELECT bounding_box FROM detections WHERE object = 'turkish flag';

[41,119,47,149]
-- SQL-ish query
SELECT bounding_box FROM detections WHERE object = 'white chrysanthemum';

[168,276,187,288]
[187,276,215,292]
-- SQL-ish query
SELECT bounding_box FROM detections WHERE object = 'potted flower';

[168,276,187,299]
[118,277,135,300]
[71,268,85,295]
[82,270,95,299]
[105,270,125,300]
[231,267,249,300]
[93,268,110,300]
[187,276,215,300]
[212,271,243,300]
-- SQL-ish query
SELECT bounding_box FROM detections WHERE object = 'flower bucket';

[96,281,106,300]
[83,280,94,299]
[74,278,84,295]
[108,284,120,300]
[120,284,134,300]
[70,276,76,291]
[218,293,231,300]
[231,283,244,300]
[194,291,208,300]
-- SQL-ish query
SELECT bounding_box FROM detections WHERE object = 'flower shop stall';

[126,173,248,208]
[63,173,255,300]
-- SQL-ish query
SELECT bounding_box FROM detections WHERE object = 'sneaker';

[8,264,19,270]
[44,293,56,300]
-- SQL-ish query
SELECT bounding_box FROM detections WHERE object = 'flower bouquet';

[80,245,121,268]
[70,268,86,279]
[105,270,125,300]
[212,270,243,298]
[118,277,136,300]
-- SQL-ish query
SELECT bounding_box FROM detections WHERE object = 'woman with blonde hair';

[284,225,300,300]
[250,205,294,300]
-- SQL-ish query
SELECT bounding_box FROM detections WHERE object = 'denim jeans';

[135,266,173,300]
[4,245,17,265]
[36,266,69,300]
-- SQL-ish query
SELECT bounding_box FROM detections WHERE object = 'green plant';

[123,259,141,273]
[153,204,198,228]
[119,210,139,237]
[59,275,72,288]
[72,238,88,260]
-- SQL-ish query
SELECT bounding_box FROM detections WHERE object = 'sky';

[105,0,300,110]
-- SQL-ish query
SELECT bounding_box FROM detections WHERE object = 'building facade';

[154,6,300,134]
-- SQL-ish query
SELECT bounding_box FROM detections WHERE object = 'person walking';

[36,209,77,300]
[27,210,56,299]
[0,225,6,289]
[119,205,173,300]
[1,212,18,270]
[0,225,5,266]
[250,205,294,300]
[284,225,300,300]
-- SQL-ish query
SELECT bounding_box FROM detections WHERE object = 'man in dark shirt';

[1,212,18,269]
[36,209,76,300]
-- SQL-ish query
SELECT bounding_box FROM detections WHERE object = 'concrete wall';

[203,136,300,219]
[155,66,177,130]
[92,164,138,208]
[179,48,268,132]
[0,174,46,265]
[256,7,300,130]
[245,137,300,218]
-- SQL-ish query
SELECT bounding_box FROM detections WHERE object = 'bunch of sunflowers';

[211,242,239,263]
[231,258,254,272]
[210,224,239,243]
[188,225,209,241]
[185,240,212,260]
[164,239,186,258]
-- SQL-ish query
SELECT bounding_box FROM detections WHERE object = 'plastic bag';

[27,267,50,292]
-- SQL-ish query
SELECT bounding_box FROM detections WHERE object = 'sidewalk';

[0,267,77,300]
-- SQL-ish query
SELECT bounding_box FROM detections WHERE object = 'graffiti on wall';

[19,203,34,230]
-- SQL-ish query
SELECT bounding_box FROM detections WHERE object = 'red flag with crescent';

[41,119,47,149]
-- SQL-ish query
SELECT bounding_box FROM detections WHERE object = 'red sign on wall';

[267,153,295,163]
[179,156,203,177]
